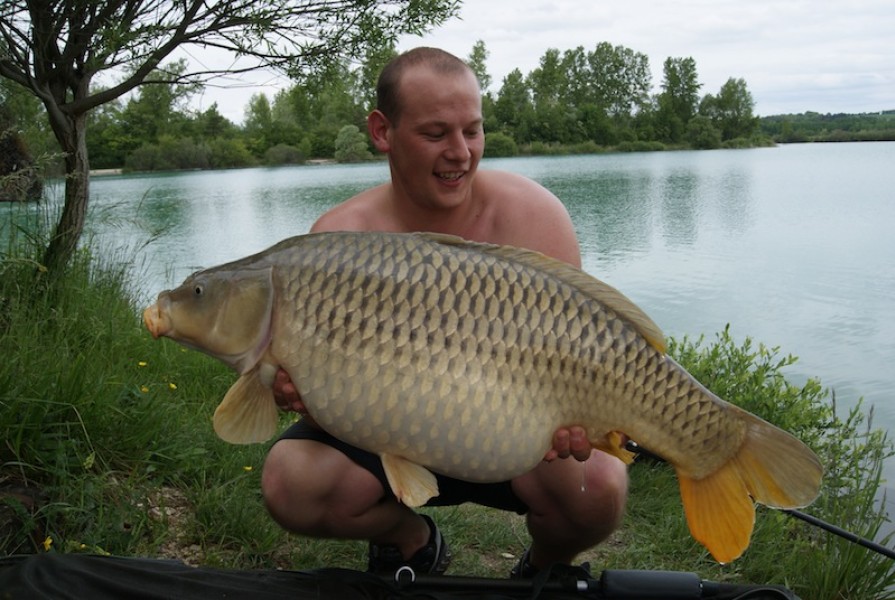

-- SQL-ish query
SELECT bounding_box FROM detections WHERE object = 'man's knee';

[261,441,302,524]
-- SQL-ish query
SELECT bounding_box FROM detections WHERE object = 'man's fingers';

[545,426,592,462]
[568,426,592,462]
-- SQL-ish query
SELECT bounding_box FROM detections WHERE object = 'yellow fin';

[678,462,754,564]
[415,232,666,353]
[592,431,636,465]
[731,407,823,508]
[213,369,279,444]
[677,407,823,563]
[380,453,439,508]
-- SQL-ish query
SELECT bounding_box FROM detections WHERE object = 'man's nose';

[444,130,471,162]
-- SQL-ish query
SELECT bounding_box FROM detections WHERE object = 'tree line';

[4,39,772,176]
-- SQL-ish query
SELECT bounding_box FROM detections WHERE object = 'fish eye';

[193,282,205,297]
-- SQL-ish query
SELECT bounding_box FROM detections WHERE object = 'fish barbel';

[143,231,822,563]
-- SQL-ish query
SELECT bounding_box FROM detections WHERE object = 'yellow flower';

[42,536,53,551]
[168,382,177,390]
[138,361,148,367]
[140,385,149,393]
[243,466,253,472]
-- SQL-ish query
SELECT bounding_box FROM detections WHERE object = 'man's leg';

[511,449,628,568]
[261,438,431,560]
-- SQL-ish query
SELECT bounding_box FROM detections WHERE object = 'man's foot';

[510,548,592,580]
[367,514,452,575]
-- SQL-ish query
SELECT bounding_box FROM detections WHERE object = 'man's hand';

[273,368,319,428]
[544,426,592,462]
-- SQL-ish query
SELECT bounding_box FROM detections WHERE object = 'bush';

[207,138,255,169]
[263,144,306,166]
[484,132,518,157]
[666,327,895,598]
[616,140,666,152]
[687,115,722,149]
[333,125,371,163]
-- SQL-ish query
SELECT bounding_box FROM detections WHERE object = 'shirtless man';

[261,47,628,577]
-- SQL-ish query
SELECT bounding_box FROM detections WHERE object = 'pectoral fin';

[213,368,279,444]
[380,453,439,507]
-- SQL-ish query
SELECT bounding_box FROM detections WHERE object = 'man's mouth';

[436,171,464,181]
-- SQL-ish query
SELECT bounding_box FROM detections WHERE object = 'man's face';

[384,67,485,211]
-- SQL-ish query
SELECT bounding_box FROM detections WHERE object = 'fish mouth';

[143,303,170,339]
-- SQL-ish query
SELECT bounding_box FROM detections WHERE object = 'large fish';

[143,231,822,563]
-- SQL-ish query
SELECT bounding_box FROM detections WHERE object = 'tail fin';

[676,408,823,563]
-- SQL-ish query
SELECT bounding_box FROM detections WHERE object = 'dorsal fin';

[415,232,666,353]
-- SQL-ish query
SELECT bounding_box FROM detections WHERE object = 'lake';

[29,142,895,512]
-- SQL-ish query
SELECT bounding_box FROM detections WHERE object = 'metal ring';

[394,565,416,584]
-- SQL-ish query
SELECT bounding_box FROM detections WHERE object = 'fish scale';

[144,230,822,563]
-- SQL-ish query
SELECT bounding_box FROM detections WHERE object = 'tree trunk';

[42,111,89,274]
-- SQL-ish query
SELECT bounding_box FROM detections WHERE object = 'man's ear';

[367,110,391,153]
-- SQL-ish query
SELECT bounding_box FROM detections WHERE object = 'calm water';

[26,142,895,500]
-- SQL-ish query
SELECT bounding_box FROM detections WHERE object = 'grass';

[1,212,894,598]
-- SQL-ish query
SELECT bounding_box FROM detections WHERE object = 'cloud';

[396,0,895,116]
[187,0,894,121]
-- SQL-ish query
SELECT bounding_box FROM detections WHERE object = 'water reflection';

[660,170,701,246]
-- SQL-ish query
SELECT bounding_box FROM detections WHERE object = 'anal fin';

[592,430,636,465]
[381,454,439,507]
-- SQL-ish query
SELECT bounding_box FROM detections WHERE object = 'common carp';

[143,231,822,563]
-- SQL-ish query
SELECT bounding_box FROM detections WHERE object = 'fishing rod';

[388,565,797,599]
[624,440,895,562]
[784,508,895,560]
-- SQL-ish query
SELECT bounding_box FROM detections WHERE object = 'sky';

[188,0,895,124]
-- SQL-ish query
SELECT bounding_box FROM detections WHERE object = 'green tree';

[467,40,492,93]
[243,93,276,156]
[656,57,702,143]
[357,42,398,113]
[700,77,758,141]
[527,48,571,143]
[587,42,651,120]
[194,103,238,141]
[0,76,54,163]
[0,0,459,272]
[686,114,722,149]
[467,40,497,133]
[494,68,534,143]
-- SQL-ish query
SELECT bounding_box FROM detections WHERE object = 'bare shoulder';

[476,170,581,267]
[310,185,390,233]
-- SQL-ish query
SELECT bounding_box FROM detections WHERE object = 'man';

[262,47,627,578]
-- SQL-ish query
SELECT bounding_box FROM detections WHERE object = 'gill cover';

[163,266,275,374]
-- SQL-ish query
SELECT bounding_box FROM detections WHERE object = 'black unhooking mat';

[0,553,801,600]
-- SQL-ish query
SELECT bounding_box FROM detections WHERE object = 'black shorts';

[277,419,529,515]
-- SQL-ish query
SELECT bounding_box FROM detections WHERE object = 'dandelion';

[140,385,149,393]
[168,382,177,390]
[42,536,53,551]
[243,466,253,472]
[138,361,148,367]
